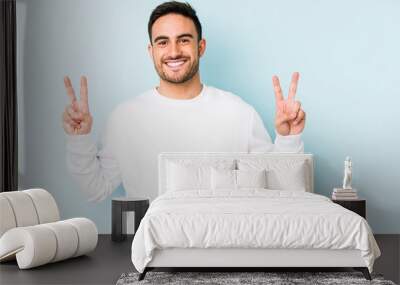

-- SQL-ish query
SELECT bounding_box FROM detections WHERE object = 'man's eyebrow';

[153,33,194,43]
[177,33,194,39]
[153,35,169,43]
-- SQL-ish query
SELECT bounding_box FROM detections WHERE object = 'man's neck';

[157,73,203,100]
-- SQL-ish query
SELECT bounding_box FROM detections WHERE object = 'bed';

[130,152,381,281]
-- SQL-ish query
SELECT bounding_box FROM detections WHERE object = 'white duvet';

[131,189,380,273]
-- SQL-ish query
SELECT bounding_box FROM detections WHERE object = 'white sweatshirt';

[65,85,304,202]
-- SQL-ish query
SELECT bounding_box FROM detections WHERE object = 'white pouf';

[0,189,98,269]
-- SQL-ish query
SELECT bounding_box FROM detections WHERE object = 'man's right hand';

[62,75,93,135]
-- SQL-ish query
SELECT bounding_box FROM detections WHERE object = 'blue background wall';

[16,0,399,233]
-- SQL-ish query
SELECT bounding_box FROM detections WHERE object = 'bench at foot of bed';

[137,267,372,281]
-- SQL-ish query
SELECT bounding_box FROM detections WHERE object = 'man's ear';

[198,38,206,57]
[148,43,153,59]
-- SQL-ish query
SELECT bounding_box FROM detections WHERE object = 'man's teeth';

[166,61,185,67]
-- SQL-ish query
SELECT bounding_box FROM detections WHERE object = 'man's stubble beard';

[155,55,200,84]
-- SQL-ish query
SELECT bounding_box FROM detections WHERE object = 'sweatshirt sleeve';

[248,107,304,153]
[65,113,122,203]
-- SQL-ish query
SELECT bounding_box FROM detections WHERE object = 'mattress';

[131,189,380,273]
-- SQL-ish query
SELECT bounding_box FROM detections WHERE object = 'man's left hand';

[272,72,306,136]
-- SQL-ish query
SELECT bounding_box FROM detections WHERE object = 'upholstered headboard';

[158,152,314,195]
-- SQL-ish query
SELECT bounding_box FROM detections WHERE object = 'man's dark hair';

[148,1,202,43]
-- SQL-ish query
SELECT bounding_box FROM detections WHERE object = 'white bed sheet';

[131,189,380,273]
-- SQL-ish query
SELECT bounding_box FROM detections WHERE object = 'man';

[63,1,306,202]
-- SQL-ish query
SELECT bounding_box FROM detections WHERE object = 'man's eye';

[157,41,167,47]
[179,38,190,44]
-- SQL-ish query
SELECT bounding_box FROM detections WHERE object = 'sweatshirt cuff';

[65,133,95,152]
[274,131,303,150]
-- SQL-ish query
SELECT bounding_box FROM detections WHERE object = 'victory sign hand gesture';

[62,76,93,135]
[273,72,306,136]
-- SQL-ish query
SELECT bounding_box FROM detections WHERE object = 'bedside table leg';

[134,203,149,235]
[112,202,124,242]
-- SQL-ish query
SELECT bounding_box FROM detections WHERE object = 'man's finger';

[62,120,75,134]
[272,75,284,102]
[64,76,79,112]
[293,110,306,125]
[291,101,301,115]
[288,72,300,101]
[63,111,79,127]
[276,112,291,126]
[80,76,90,114]
[66,105,83,121]
[64,76,78,104]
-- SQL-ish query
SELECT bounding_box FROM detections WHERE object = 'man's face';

[148,13,206,84]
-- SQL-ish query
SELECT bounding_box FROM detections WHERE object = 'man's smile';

[164,59,188,71]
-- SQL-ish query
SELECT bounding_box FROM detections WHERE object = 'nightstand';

[332,199,366,219]
[112,197,150,242]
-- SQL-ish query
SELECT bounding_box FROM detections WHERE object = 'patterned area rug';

[116,271,396,285]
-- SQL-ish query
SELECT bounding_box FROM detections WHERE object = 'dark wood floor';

[0,234,398,285]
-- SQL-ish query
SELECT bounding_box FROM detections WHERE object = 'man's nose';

[169,42,181,58]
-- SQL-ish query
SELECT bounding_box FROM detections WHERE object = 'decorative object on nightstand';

[332,188,358,200]
[112,197,149,242]
[342,156,353,190]
[332,156,358,200]
[332,199,366,219]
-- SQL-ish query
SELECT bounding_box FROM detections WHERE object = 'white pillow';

[211,168,268,190]
[166,159,236,192]
[237,159,308,191]
[167,162,211,191]
[237,169,267,189]
[211,168,236,190]
[266,162,307,191]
